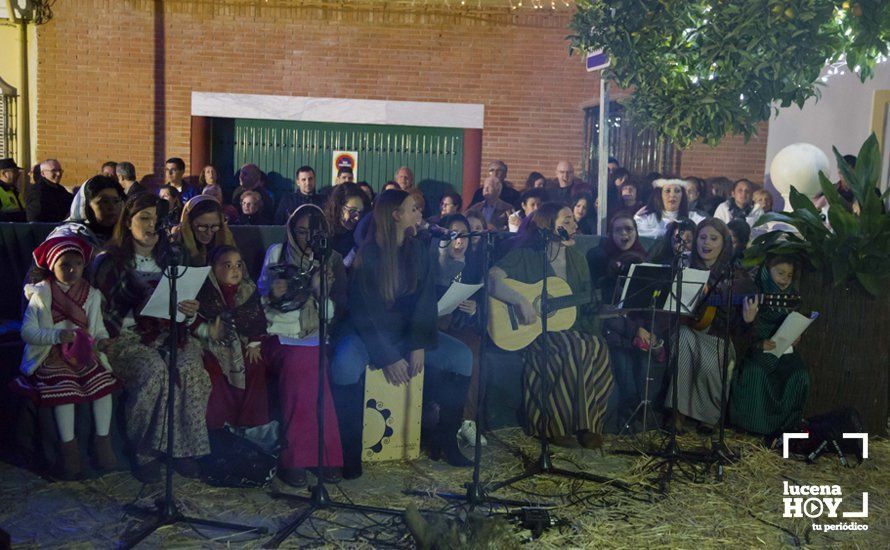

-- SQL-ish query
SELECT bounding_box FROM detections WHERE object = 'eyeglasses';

[343,206,363,217]
[194,224,222,233]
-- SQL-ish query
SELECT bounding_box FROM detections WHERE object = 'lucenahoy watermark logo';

[781,432,869,532]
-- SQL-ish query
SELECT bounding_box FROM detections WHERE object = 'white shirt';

[634,208,704,239]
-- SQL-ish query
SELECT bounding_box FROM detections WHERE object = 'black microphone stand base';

[120,497,267,549]
[266,483,404,549]
[486,442,632,497]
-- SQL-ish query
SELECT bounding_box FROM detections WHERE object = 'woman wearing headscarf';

[256,205,346,487]
[49,175,125,250]
[729,257,809,434]
[179,195,236,267]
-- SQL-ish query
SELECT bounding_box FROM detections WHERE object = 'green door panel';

[211,118,463,212]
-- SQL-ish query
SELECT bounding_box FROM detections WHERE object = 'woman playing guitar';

[488,202,614,449]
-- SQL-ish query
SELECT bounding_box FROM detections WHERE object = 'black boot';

[432,374,473,467]
[331,381,364,480]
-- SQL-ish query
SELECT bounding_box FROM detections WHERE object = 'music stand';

[608,264,673,439]
[639,255,712,493]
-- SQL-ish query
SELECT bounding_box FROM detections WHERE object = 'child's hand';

[59,329,77,344]
[245,345,262,364]
[762,339,777,351]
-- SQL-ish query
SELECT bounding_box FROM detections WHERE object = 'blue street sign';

[586,49,610,72]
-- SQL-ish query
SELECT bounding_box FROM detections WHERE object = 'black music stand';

[608,264,673,438]
[638,253,713,493]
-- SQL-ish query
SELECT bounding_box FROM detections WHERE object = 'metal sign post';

[596,77,609,236]
[587,49,611,235]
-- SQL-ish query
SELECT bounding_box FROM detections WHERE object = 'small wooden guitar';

[487,277,589,351]
[691,292,801,330]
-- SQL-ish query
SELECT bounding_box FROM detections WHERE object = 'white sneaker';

[457,420,487,447]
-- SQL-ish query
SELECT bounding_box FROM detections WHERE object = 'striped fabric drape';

[522,331,613,438]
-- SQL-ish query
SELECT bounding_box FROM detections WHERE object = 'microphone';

[557,227,571,241]
[427,224,458,241]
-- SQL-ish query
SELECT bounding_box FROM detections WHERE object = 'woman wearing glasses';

[323,183,371,264]
[179,195,236,267]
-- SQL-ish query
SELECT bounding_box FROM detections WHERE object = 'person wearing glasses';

[323,182,371,263]
[26,158,73,222]
[236,189,272,225]
[470,160,521,209]
[179,195,236,267]
[164,157,198,202]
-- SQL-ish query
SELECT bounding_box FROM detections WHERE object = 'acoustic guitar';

[487,277,589,351]
[691,292,801,331]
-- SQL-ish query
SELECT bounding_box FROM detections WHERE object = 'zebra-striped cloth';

[12,346,119,407]
[665,325,735,426]
[522,330,613,438]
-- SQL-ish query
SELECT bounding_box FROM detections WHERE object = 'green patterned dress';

[729,266,810,435]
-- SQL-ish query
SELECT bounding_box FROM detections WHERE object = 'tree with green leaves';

[570,1,889,147]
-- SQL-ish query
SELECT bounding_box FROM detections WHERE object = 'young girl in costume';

[19,235,119,479]
[195,245,270,430]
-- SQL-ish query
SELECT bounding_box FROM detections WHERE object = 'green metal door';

[211,118,463,208]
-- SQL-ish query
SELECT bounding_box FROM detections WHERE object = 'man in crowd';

[101,161,118,180]
[336,167,354,185]
[116,162,148,196]
[0,158,26,222]
[714,178,759,226]
[275,165,324,224]
[164,157,197,202]
[466,175,513,231]
[394,166,414,191]
[26,158,72,222]
[471,160,522,209]
[547,160,590,205]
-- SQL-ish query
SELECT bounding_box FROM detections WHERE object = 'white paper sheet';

[664,267,711,314]
[437,282,483,316]
[140,267,211,322]
[768,311,819,357]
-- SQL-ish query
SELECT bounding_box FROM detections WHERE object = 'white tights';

[53,395,113,443]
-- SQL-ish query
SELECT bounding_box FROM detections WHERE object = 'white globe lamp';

[769,143,829,211]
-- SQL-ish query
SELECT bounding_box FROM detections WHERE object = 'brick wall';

[35,0,768,189]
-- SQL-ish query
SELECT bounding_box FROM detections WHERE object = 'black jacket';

[25,179,73,222]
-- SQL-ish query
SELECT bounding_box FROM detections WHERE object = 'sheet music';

[663,268,710,314]
[437,282,483,316]
[140,267,211,322]
[768,311,819,357]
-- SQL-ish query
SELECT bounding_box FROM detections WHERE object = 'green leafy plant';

[744,133,890,297]
[569,1,890,147]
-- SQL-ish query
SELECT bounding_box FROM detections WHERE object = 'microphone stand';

[639,243,710,494]
[267,225,403,548]
[483,229,629,497]
[705,263,739,481]
[120,234,266,548]
[403,228,536,509]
